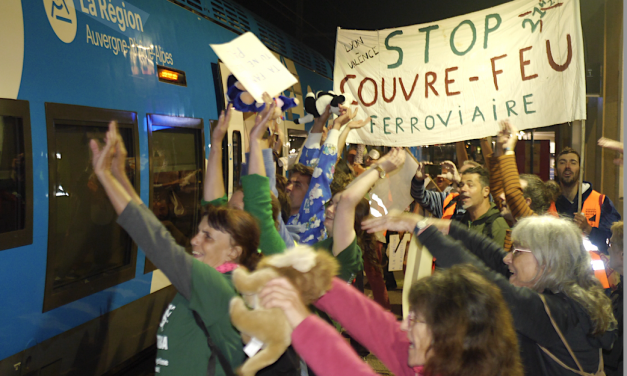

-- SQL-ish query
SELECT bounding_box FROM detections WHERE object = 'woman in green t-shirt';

[88,105,277,376]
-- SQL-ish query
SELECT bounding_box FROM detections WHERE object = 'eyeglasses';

[512,248,533,257]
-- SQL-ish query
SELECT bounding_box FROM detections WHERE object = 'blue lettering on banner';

[74,0,150,38]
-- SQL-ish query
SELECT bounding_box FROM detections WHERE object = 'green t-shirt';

[155,260,245,375]
[201,195,228,208]
[314,236,363,282]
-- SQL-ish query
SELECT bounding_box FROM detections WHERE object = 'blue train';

[0,0,332,374]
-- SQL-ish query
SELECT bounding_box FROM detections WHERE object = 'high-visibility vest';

[547,202,558,217]
[550,190,608,287]
[582,190,604,228]
[442,193,459,219]
[549,190,604,226]
[589,251,610,289]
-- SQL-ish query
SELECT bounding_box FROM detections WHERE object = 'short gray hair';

[512,215,616,335]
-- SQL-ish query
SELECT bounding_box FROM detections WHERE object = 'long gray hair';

[512,215,616,335]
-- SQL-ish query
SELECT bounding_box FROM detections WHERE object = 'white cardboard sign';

[211,32,297,103]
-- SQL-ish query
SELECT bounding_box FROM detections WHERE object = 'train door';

[216,61,247,198]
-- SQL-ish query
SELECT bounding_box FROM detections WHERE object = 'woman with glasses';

[361,213,617,376]
[259,264,522,376]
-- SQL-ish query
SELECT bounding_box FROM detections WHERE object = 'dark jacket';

[458,202,510,248]
[555,181,621,254]
[416,223,616,376]
[604,276,623,376]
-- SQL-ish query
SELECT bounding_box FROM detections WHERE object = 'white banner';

[334,0,585,146]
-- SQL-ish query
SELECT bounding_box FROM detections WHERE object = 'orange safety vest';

[549,190,608,288]
[549,190,604,226]
[547,202,558,217]
[589,251,610,289]
[582,190,604,228]
[442,193,459,219]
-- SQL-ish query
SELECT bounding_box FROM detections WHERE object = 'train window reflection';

[44,103,139,312]
[145,115,204,273]
[50,125,135,288]
[0,117,26,233]
[232,131,242,186]
[0,99,33,251]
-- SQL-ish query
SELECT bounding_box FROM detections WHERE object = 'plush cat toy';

[226,74,298,120]
[229,246,339,376]
[294,90,349,124]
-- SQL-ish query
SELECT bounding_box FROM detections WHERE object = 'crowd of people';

[89,97,623,376]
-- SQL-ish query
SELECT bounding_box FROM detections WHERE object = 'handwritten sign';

[388,233,411,271]
[211,32,297,102]
[334,0,585,146]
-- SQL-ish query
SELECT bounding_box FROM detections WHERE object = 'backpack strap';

[192,310,237,376]
[482,211,502,240]
[537,295,603,376]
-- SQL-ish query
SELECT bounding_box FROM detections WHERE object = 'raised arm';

[336,116,369,162]
[299,105,331,166]
[203,105,232,203]
[497,120,535,219]
[91,122,194,299]
[410,162,446,218]
[243,99,287,255]
[333,148,405,256]
[260,277,412,376]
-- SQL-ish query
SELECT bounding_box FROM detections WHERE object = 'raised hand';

[347,117,370,129]
[377,147,406,174]
[211,104,233,146]
[361,211,423,234]
[332,106,358,129]
[89,121,118,177]
[250,96,277,142]
[415,162,427,180]
[496,119,517,156]
[440,160,460,183]
[109,122,128,181]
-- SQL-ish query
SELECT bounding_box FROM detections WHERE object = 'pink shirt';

[291,278,421,376]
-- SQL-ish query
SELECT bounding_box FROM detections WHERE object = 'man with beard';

[552,147,621,253]
[456,166,510,247]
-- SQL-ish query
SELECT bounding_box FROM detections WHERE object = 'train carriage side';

[0,0,332,374]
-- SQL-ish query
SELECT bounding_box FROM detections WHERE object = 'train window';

[43,103,139,312]
[145,115,204,273]
[0,99,33,251]
[232,130,242,187]
[287,129,308,156]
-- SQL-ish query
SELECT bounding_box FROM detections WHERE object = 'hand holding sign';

[211,32,297,103]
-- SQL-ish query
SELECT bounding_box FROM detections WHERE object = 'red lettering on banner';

[445,67,460,96]
[490,54,507,90]
[382,78,397,103]
[425,72,438,97]
[358,77,378,107]
[340,75,359,105]
[546,34,572,72]
[519,46,538,81]
[399,75,419,101]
